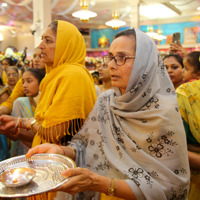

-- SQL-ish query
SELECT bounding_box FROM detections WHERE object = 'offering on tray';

[0,168,36,188]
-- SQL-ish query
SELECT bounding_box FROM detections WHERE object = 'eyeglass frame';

[103,54,135,66]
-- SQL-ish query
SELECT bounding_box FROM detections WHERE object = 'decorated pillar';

[129,0,140,29]
[32,0,52,47]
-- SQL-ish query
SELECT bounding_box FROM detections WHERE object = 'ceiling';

[0,0,200,36]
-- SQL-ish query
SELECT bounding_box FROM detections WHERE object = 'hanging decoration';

[72,0,97,22]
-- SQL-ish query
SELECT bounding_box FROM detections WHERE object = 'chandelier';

[72,0,97,22]
[146,27,166,42]
[105,0,126,30]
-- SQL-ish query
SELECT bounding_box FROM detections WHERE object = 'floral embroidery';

[167,88,171,93]
[148,143,164,158]
[129,166,144,179]
[168,187,188,200]
[90,140,95,145]
[147,131,178,158]
[94,161,110,171]
[174,168,187,175]
[93,154,99,160]
[125,166,153,188]
[142,73,147,80]
[141,96,160,110]
[148,170,159,178]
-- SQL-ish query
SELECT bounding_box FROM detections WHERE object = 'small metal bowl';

[0,168,36,188]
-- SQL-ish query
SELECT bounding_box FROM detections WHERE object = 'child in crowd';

[176,51,200,200]
[182,51,200,82]
[9,68,45,157]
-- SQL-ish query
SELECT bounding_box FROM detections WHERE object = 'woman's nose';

[38,41,44,49]
[109,61,117,70]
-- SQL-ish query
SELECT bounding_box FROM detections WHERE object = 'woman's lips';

[111,75,119,81]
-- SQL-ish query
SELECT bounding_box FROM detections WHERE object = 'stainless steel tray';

[0,153,76,198]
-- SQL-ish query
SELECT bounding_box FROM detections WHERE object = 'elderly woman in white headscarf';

[26,28,190,200]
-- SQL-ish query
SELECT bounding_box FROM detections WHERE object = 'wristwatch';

[30,118,37,130]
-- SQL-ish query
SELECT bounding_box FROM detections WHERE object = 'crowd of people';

[0,20,199,200]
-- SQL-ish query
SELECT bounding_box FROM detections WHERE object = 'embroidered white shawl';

[70,28,190,200]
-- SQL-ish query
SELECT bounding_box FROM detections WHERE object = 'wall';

[0,33,34,57]
[140,21,200,45]
[90,21,200,47]
[91,26,130,48]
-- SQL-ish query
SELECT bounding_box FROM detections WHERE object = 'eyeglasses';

[103,55,135,66]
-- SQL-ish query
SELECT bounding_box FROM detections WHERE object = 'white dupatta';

[70,28,190,200]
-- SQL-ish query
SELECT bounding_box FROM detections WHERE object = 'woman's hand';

[0,115,17,133]
[26,143,64,158]
[55,167,101,195]
[169,41,188,56]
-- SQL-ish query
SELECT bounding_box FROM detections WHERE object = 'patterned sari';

[68,28,190,200]
[176,80,200,200]
[11,97,34,157]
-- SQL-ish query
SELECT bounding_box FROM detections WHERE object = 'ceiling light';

[140,4,178,19]
[2,3,8,7]
[197,7,200,11]
[72,0,97,22]
[72,9,97,22]
[105,18,126,30]
[105,0,126,30]
[0,25,12,31]
[146,27,166,42]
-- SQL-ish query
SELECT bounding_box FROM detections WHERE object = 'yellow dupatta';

[32,20,97,147]
[176,80,200,143]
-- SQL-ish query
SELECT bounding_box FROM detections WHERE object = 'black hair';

[114,29,136,39]
[48,21,58,35]
[25,68,45,84]
[6,66,19,74]
[163,54,183,68]
[114,29,136,51]
[1,57,14,66]
[184,51,200,73]
[0,77,3,86]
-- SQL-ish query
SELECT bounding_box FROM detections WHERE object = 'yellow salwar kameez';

[28,20,96,200]
[176,79,200,200]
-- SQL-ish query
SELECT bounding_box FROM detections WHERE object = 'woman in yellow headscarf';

[0,20,97,199]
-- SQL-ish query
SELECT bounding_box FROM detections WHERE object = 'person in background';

[182,51,200,82]
[163,54,184,89]
[26,28,190,200]
[1,57,15,85]
[8,68,45,157]
[176,51,200,200]
[0,67,19,104]
[96,62,112,95]
[0,20,96,200]
[0,48,45,115]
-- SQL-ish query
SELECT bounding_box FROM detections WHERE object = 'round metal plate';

[0,154,76,198]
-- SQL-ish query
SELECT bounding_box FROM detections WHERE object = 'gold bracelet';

[67,146,76,159]
[107,178,115,196]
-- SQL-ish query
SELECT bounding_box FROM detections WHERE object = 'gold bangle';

[107,178,115,196]
[67,146,76,159]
